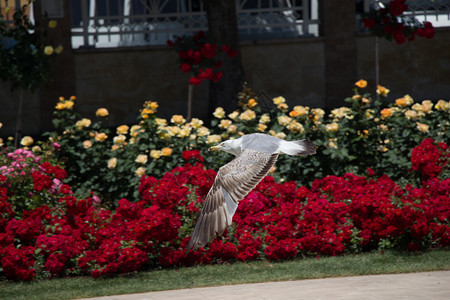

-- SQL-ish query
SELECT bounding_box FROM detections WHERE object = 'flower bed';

[0,139,448,281]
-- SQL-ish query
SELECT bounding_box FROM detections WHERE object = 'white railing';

[70,0,320,49]
[361,0,450,29]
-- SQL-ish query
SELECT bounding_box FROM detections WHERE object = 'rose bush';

[0,139,448,281]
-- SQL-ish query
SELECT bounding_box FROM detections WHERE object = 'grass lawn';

[1,249,449,300]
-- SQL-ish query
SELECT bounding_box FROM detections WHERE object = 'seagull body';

[186,133,317,251]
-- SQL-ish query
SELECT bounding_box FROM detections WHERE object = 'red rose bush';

[0,139,448,281]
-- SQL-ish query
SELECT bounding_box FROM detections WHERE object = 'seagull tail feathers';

[280,139,317,156]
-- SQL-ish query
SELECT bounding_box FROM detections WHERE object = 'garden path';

[80,270,450,299]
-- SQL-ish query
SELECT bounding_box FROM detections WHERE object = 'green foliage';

[0,2,59,91]
[9,82,449,207]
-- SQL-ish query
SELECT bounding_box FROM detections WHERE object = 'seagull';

[186,133,317,251]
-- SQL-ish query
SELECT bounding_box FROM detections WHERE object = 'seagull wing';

[186,149,279,251]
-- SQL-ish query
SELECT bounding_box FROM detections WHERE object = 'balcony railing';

[70,0,320,49]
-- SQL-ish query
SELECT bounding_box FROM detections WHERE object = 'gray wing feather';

[186,149,278,250]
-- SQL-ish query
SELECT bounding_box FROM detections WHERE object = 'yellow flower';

[150,150,161,159]
[361,97,370,105]
[328,141,337,149]
[377,145,388,152]
[376,85,390,97]
[44,45,54,55]
[75,118,91,129]
[207,134,222,144]
[197,126,210,136]
[416,122,429,133]
[277,103,288,111]
[421,100,433,113]
[108,158,117,169]
[405,110,418,120]
[21,136,34,146]
[94,132,108,142]
[0,138,3,147]
[111,144,120,151]
[239,109,256,121]
[83,140,92,148]
[289,110,300,117]
[380,108,393,119]
[311,108,325,122]
[277,115,292,126]
[70,96,77,101]
[247,99,257,108]
[96,108,109,117]
[154,118,167,127]
[171,115,185,125]
[259,114,271,124]
[273,96,286,105]
[65,100,74,109]
[113,135,126,144]
[213,107,225,118]
[365,109,375,119]
[435,100,449,112]
[325,122,339,132]
[287,121,304,133]
[149,101,159,110]
[135,154,148,164]
[228,111,239,120]
[355,79,368,88]
[190,118,203,128]
[177,126,191,138]
[395,95,414,107]
[276,132,286,139]
[168,126,181,136]
[55,102,65,110]
[227,125,237,134]
[219,119,232,129]
[116,125,129,135]
[161,147,173,156]
[130,125,143,137]
[330,107,352,119]
[135,167,146,176]
[32,145,42,153]
[55,44,63,54]
[48,20,57,28]
[257,123,267,132]
[293,105,309,117]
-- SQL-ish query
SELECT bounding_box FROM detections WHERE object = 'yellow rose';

[94,132,108,142]
[150,150,161,159]
[171,115,185,125]
[376,85,390,97]
[135,167,146,176]
[213,107,225,119]
[227,124,237,134]
[228,111,239,120]
[277,115,292,126]
[154,118,167,126]
[380,108,393,119]
[113,135,126,144]
[207,134,222,144]
[116,125,129,134]
[287,121,304,133]
[277,103,288,111]
[75,118,91,129]
[83,140,92,148]
[416,122,429,133]
[276,132,286,139]
[21,136,34,146]
[395,97,407,107]
[32,145,42,153]
[330,107,352,119]
[435,100,449,112]
[312,108,325,118]
[293,106,309,117]
[197,126,210,136]
[219,119,232,129]
[111,145,120,151]
[55,102,66,110]
[257,123,267,132]
[149,101,159,110]
[108,158,117,169]
[405,110,418,120]
[96,108,109,117]
[48,20,57,28]
[355,79,368,88]
[421,100,433,113]
[0,138,3,147]
[190,118,204,128]
[328,141,338,149]
[168,126,180,136]
[247,99,257,108]
[239,109,256,121]
[44,45,54,55]
[55,44,63,54]
[161,147,173,156]
[325,122,339,132]
[259,114,271,124]
[130,125,143,137]
[135,154,148,164]
[273,96,286,105]
[289,110,300,117]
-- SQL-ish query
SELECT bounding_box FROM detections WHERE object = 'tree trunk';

[203,0,244,115]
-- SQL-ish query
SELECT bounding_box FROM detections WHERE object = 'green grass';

[1,249,449,300]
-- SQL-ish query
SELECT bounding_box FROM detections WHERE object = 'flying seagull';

[186,133,317,251]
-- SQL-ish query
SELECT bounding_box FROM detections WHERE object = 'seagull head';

[209,138,241,156]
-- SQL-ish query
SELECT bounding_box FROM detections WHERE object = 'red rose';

[393,31,406,44]
[189,76,202,85]
[200,43,218,59]
[363,18,376,29]
[389,0,408,16]
[180,63,192,73]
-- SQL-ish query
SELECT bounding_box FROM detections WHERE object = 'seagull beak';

[209,145,220,151]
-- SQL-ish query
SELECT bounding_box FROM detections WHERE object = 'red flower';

[363,18,376,29]
[180,63,192,73]
[189,76,202,85]
[200,43,218,59]
[393,31,406,44]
